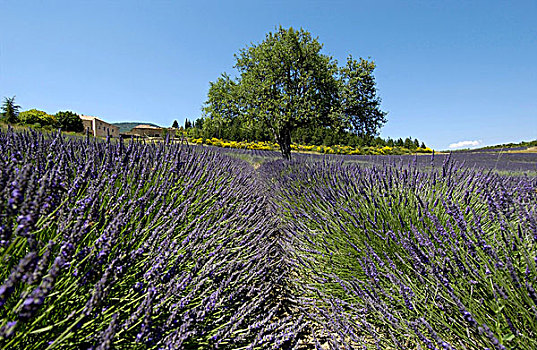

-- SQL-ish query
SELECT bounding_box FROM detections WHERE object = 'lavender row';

[0,129,298,349]
[343,152,537,173]
[213,144,537,173]
[261,155,537,349]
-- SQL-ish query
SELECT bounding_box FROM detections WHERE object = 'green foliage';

[404,137,415,149]
[19,109,57,128]
[1,96,21,124]
[339,56,387,136]
[204,26,387,160]
[171,120,179,128]
[55,111,83,132]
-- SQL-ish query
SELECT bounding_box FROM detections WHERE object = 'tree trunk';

[278,126,292,160]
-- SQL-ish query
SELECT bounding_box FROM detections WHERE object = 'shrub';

[19,109,57,128]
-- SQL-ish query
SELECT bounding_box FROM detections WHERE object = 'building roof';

[80,115,118,128]
[80,115,98,120]
[133,124,162,129]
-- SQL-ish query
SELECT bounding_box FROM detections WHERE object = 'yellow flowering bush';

[188,137,433,155]
[416,147,433,153]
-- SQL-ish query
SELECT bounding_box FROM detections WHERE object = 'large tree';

[203,26,386,159]
[55,111,84,132]
[1,96,21,124]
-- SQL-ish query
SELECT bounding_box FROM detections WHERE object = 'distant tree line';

[1,96,84,132]
[477,140,537,150]
[182,116,427,149]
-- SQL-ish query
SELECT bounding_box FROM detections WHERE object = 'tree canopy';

[203,26,387,159]
[340,56,387,136]
[1,96,21,124]
[56,111,83,132]
[19,109,57,128]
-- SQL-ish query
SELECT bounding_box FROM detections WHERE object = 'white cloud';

[448,140,482,149]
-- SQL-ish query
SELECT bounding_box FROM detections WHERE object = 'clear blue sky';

[1,0,536,150]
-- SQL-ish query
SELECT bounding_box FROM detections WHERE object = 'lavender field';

[1,128,536,349]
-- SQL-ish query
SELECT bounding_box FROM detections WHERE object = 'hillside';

[477,139,537,151]
[113,121,161,133]
[448,139,537,153]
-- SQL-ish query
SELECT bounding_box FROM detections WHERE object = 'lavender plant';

[1,127,536,349]
[0,129,297,349]
[264,155,537,349]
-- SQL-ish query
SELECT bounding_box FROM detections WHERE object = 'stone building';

[80,115,120,138]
